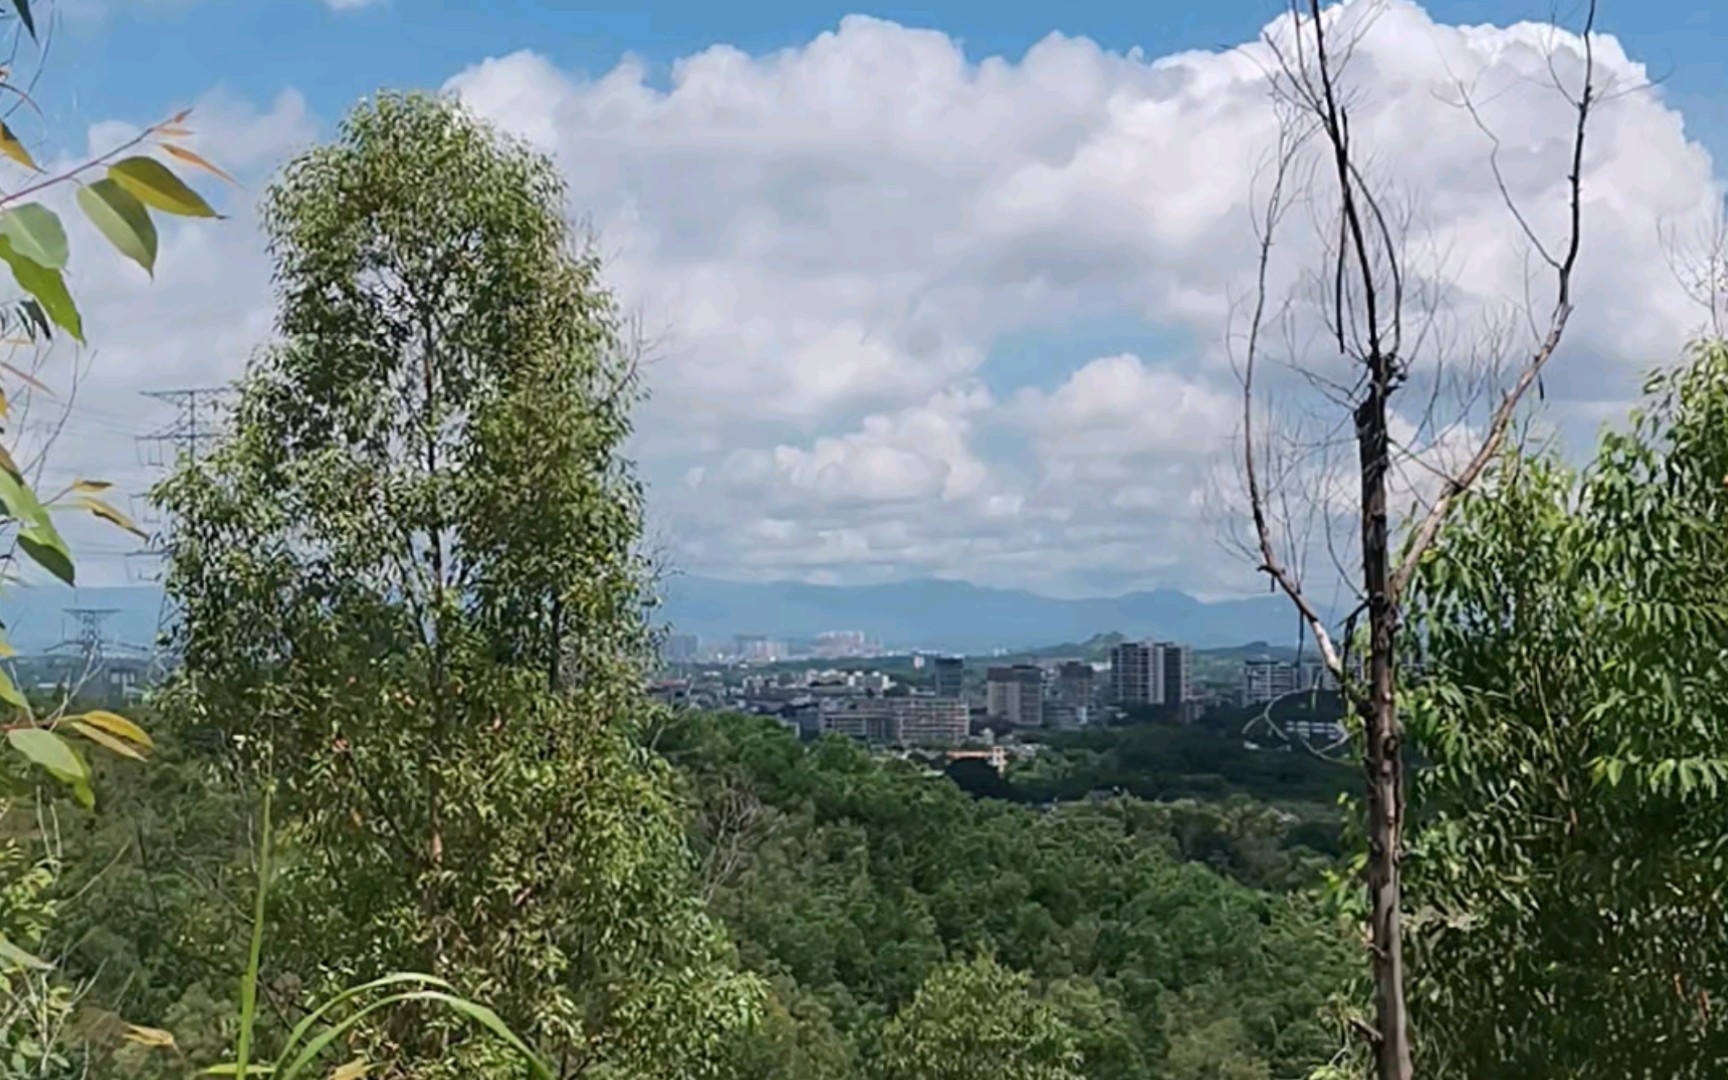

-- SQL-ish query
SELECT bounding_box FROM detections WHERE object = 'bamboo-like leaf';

[0,237,80,341]
[75,493,147,538]
[109,156,221,218]
[70,478,113,492]
[70,720,148,761]
[78,178,157,276]
[162,143,238,185]
[0,443,19,480]
[74,709,154,750]
[0,117,35,170]
[0,204,67,268]
[276,973,455,1062]
[272,989,551,1080]
[8,726,91,787]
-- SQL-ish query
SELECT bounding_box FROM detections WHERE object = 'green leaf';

[276,973,454,1060]
[109,156,221,219]
[18,532,74,586]
[274,990,551,1080]
[77,179,157,277]
[7,727,91,788]
[0,463,74,584]
[0,237,80,342]
[0,205,67,269]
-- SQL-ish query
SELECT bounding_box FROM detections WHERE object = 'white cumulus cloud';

[30,0,1727,600]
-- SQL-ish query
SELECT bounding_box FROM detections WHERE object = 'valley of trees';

[4,11,1728,1080]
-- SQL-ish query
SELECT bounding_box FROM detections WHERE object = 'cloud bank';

[38,0,1725,600]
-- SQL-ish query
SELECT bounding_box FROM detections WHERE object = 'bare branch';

[1237,95,1346,678]
[1389,0,1597,600]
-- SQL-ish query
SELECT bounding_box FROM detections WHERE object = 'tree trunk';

[1355,389,1414,1079]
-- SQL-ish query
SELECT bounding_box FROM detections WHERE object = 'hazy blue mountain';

[0,576,1310,657]
[656,575,1311,652]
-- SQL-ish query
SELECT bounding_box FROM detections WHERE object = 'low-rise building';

[821,694,970,747]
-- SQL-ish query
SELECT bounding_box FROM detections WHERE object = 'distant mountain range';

[656,575,1312,653]
[0,576,1313,657]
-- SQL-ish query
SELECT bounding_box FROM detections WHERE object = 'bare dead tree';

[1234,1,1599,1076]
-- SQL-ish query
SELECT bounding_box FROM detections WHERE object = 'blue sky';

[26,0,1728,599]
[55,0,1728,164]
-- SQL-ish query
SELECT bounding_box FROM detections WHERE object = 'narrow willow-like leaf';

[75,493,147,538]
[69,720,148,761]
[74,709,155,750]
[163,143,238,185]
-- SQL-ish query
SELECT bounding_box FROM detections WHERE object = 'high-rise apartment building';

[661,633,698,663]
[1055,661,1095,707]
[1157,642,1192,708]
[1109,642,1154,705]
[985,664,1044,727]
[1111,641,1191,708]
[932,655,965,699]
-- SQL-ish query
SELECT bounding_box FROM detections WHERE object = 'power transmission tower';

[132,387,234,680]
[51,607,116,666]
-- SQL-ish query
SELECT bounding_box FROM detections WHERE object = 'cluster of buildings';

[1239,656,1337,705]
[653,626,1355,752]
[660,631,881,665]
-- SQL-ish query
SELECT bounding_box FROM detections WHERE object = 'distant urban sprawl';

[650,629,1349,760]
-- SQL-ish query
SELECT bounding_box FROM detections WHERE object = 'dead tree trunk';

[1356,381,1412,1077]
[1236,2,1599,1076]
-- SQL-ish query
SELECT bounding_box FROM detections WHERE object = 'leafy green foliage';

[1402,338,1728,1077]
[205,789,552,1080]
[155,91,761,1077]
[663,712,1355,1079]
[874,954,1084,1080]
